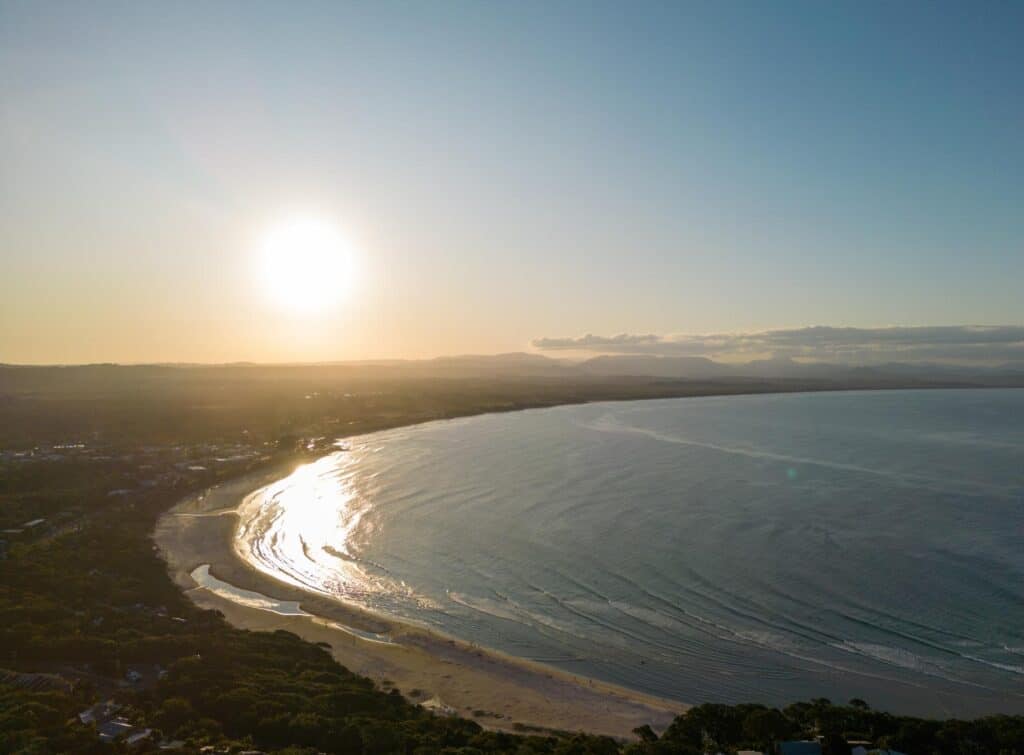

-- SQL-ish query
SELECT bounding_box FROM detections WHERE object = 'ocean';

[235,388,1024,715]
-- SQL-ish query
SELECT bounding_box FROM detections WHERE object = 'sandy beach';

[153,458,685,740]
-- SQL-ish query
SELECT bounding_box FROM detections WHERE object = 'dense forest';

[2,366,1023,753]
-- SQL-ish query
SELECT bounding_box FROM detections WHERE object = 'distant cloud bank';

[532,326,1024,364]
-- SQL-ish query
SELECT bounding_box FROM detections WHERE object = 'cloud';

[532,326,1024,364]
[532,333,663,350]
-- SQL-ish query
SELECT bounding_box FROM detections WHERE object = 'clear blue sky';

[1,1,1022,363]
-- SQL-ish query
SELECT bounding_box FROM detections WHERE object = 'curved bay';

[236,389,1024,715]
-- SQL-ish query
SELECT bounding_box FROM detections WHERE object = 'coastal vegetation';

[2,366,1024,753]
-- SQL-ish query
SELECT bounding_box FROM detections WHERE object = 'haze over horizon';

[3,1,1023,364]
[5,324,1024,369]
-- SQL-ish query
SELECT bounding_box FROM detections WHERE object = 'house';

[2,670,72,693]
[98,717,135,743]
[777,743,822,755]
[126,728,154,747]
[849,743,879,755]
[77,699,121,725]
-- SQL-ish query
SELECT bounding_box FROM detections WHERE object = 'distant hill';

[576,355,725,378]
[413,352,576,377]
[4,353,1024,393]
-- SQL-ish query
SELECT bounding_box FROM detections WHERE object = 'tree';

[153,697,195,736]
[632,725,658,743]
[821,730,851,755]
[742,708,793,749]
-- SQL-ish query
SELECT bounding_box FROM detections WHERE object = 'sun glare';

[258,215,357,314]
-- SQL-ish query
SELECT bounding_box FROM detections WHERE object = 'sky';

[1,1,1023,364]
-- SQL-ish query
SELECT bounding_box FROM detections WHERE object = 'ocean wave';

[232,390,1024,714]
[585,414,1020,500]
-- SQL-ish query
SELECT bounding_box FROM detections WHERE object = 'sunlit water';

[234,389,1024,715]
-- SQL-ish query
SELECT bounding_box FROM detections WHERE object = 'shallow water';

[190,564,308,616]
[234,389,1024,715]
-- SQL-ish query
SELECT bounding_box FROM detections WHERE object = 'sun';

[258,215,357,314]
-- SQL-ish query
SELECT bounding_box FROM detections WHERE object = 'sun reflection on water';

[234,452,372,600]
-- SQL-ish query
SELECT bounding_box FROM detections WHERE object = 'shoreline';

[154,443,686,739]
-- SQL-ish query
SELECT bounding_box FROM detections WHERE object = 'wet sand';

[153,459,685,739]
